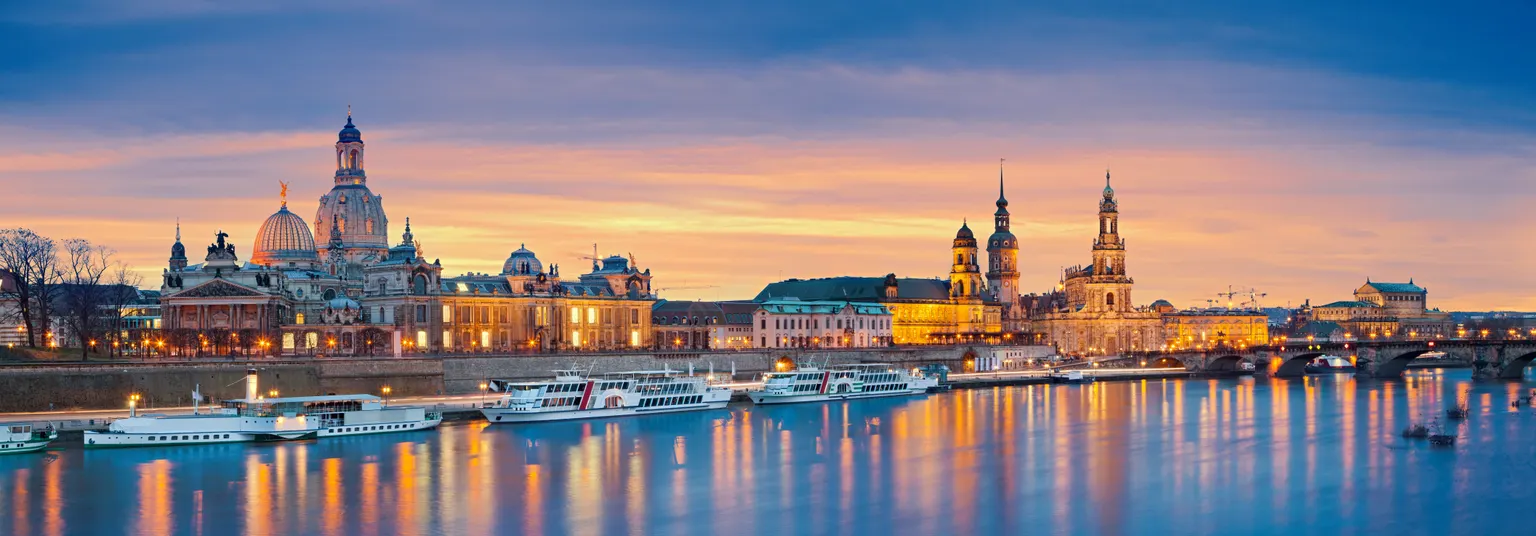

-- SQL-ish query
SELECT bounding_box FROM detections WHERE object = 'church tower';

[986,161,1020,314]
[1087,171,1132,313]
[168,220,187,271]
[950,221,984,299]
[335,108,366,187]
[316,108,390,266]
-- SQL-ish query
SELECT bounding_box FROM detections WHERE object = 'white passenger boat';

[746,363,939,405]
[84,369,440,448]
[1,422,57,454]
[481,369,732,424]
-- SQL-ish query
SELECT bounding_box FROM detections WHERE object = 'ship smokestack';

[246,368,259,402]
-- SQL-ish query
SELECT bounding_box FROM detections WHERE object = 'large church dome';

[501,244,543,275]
[251,205,319,267]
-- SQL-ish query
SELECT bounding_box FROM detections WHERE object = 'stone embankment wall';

[0,345,1046,412]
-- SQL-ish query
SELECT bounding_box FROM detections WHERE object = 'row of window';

[148,434,229,442]
[334,424,410,433]
[640,395,703,408]
[766,317,890,330]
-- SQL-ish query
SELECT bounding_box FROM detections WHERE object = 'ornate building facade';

[1312,280,1453,339]
[1034,172,1164,355]
[158,113,657,357]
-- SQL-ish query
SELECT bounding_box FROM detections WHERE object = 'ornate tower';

[315,109,390,266]
[335,108,366,187]
[950,221,984,299]
[1088,170,1132,313]
[986,160,1020,312]
[168,220,187,271]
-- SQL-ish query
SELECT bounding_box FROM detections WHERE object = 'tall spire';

[998,158,1006,202]
[175,218,181,242]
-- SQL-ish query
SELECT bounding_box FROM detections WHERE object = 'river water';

[2,369,1534,535]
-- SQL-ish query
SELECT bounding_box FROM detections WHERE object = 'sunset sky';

[3,1,1533,310]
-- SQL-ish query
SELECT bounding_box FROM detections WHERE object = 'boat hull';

[1304,366,1357,374]
[84,430,261,448]
[482,401,727,423]
[747,387,927,405]
[0,437,54,454]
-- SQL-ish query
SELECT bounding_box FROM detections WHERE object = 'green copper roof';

[1363,282,1425,293]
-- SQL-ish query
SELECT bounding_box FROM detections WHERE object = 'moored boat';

[481,369,732,424]
[1304,355,1356,374]
[746,363,938,405]
[1051,370,1095,384]
[85,369,439,448]
[1,422,57,454]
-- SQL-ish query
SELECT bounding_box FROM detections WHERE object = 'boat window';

[149,436,156,441]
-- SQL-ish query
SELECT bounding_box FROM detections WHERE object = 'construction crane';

[571,243,601,271]
[1216,285,1267,310]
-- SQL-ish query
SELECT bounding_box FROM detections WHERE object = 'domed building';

[501,244,543,276]
[250,203,319,269]
[315,112,390,269]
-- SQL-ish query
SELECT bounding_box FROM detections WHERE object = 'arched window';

[365,218,374,233]
[348,149,359,169]
[1105,292,1115,306]
[413,275,427,295]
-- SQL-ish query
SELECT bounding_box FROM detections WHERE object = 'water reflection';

[1,371,1535,535]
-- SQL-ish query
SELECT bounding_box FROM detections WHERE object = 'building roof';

[1362,281,1425,293]
[1317,300,1379,309]
[757,299,890,315]
[753,276,949,302]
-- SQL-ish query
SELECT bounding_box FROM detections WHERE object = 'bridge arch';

[1371,349,1432,378]
[1207,355,1247,372]
[1150,356,1186,369]
[1497,351,1536,379]
[1274,352,1327,378]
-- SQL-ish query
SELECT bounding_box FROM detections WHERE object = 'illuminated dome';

[251,206,318,267]
[501,244,543,275]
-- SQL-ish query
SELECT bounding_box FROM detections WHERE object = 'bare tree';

[0,229,62,348]
[57,239,114,360]
[105,263,144,359]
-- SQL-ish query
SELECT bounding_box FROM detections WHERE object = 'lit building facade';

[159,113,657,356]
[754,272,1001,345]
[753,299,893,349]
[1034,172,1164,355]
[1162,309,1271,350]
[1311,280,1452,339]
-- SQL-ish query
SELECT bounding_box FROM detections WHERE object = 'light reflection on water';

[1,370,1534,535]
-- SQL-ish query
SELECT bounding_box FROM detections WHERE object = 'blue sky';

[2,1,1532,308]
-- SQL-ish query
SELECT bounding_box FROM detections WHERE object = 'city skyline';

[4,2,1533,310]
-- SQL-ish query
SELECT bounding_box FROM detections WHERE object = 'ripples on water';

[2,370,1534,535]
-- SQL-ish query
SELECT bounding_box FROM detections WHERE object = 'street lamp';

[381,385,392,404]
[479,381,489,406]
[268,389,279,398]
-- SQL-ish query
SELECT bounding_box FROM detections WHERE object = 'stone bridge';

[1123,340,1536,379]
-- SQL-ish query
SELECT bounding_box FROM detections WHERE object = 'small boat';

[1304,355,1356,374]
[747,364,939,405]
[1401,423,1429,439]
[483,369,732,423]
[1238,362,1257,374]
[0,422,57,454]
[1052,370,1095,384]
